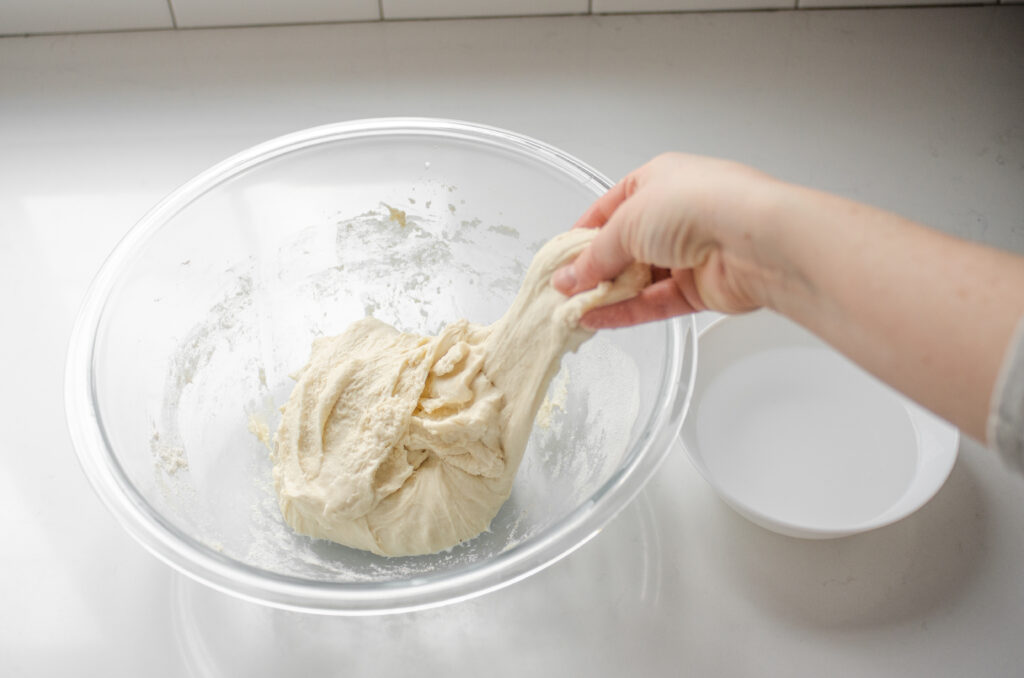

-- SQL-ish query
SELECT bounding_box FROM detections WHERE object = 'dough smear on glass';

[272,229,649,556]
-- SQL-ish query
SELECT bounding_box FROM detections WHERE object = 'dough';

[272,229,649,556]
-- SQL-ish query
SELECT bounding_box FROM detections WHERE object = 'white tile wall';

[798,0,985,7]
[382,0,588,20]
[0,0,171,35]
[594,1,793,11]
[170,0,380,28]
[0,0,1017,36]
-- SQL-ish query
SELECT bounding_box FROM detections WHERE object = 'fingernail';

[552,265,577,294]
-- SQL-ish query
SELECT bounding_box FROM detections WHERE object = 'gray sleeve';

[988,316,1024,473]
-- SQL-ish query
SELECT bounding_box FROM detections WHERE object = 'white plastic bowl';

[681,310,958,539]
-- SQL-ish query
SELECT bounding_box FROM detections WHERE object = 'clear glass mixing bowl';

[65,118,697,614]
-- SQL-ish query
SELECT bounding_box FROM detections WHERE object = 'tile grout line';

[0,4,1010,39]
[166,0,178,29]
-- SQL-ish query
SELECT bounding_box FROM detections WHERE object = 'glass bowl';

[65,118,697,614]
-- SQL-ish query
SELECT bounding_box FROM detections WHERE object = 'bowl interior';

[681,310,958,538]
[84,122,686,597]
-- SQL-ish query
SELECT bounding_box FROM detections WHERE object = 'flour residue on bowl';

[147,194,643,582]
[327,202,533,336]
[152,431,188,475]
[521,336,641,510]
[536,367,569,431]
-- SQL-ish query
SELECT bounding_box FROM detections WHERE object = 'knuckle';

[576,247,605,283]
[651,151,682,171]
[615,196,650,262]
[621,172,641,199]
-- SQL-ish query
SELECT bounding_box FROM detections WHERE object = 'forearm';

[755,181,1024,442]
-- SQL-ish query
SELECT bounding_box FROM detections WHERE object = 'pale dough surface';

[272,229,648,556]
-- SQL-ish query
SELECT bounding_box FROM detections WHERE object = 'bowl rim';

[680,310,959,539]
[64,117,698,614]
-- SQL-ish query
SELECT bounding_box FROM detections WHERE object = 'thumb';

[552,194,645,295]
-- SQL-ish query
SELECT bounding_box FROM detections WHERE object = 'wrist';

[732,176,818,316]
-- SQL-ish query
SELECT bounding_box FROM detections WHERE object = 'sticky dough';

[272,229,649,556]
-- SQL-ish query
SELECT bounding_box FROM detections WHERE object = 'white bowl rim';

[681,311,959,539]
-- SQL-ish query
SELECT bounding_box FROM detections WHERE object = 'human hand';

[555,153,1024,446]
[552,153,782,329]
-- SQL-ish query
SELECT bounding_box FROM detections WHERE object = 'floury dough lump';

[272,229,648,556]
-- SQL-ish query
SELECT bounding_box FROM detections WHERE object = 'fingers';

[571,172,640,230]
[554,166,652,293]
[578,276,702,329]
[553,190,647,295]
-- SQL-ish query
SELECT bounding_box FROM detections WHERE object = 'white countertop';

[3,6,1024,676]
